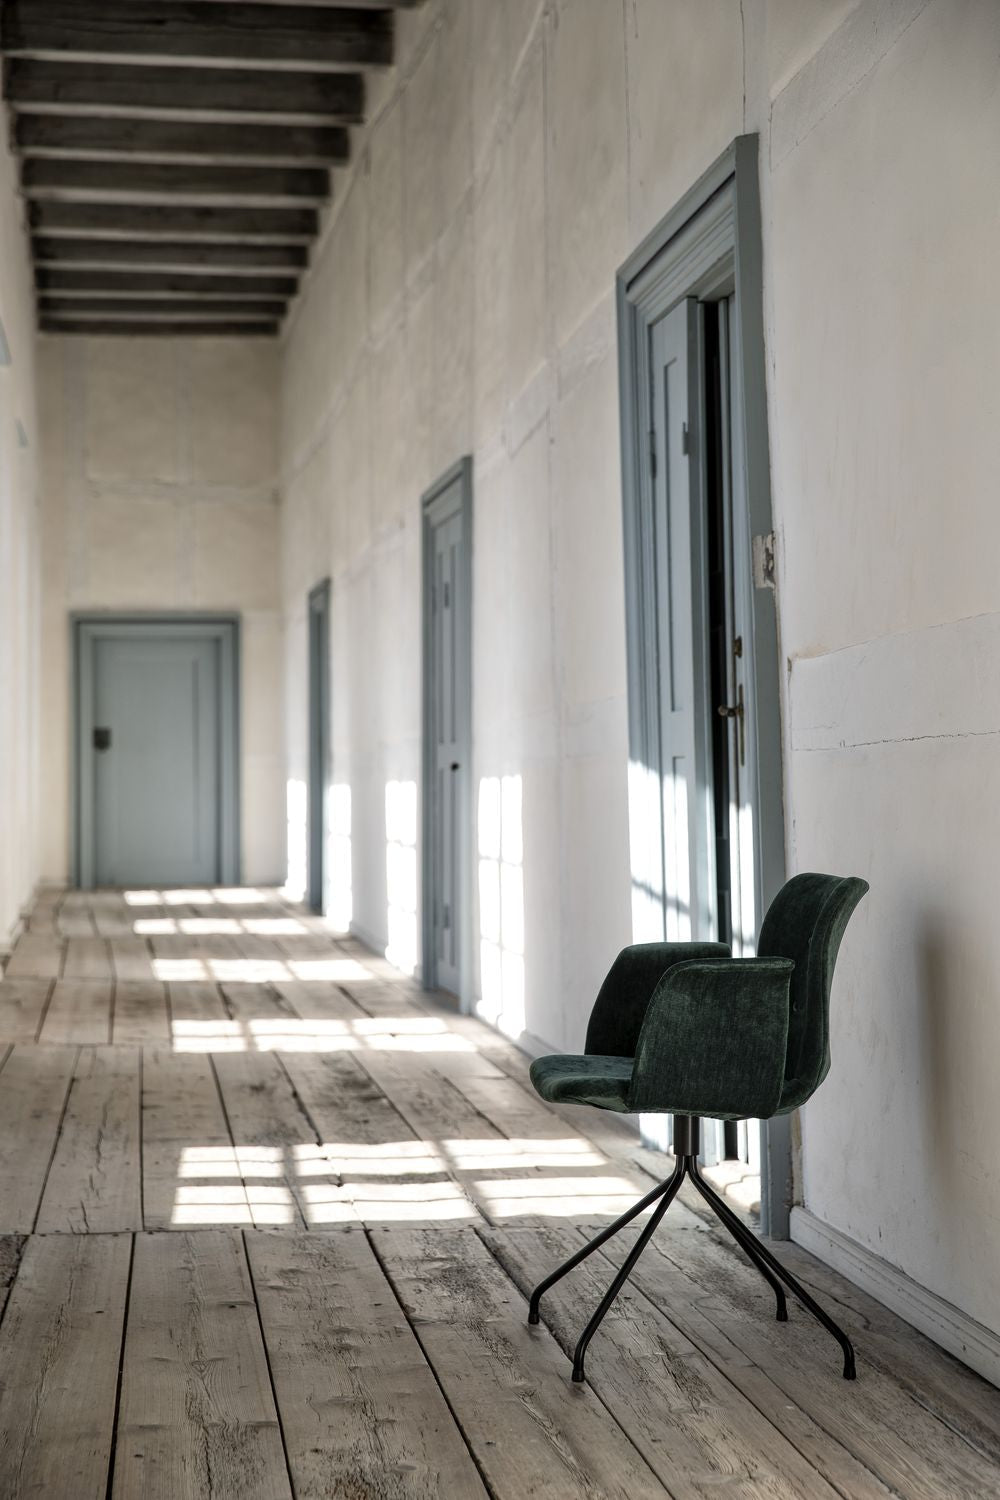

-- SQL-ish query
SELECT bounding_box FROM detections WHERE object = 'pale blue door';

[430,505,464,995]
[92,633,221,887]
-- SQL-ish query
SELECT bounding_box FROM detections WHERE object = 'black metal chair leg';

[686,1168,788,1321]
[689,1160,856,1379]
[528,1164,682,1326]
[571,1163,688,1383]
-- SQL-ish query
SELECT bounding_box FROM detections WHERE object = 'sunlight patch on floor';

[169,1129,633,1227]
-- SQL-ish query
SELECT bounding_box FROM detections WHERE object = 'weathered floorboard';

[142,1046,247,1231]
[212,1050,313,1228]
[615,1223,1000,1500]
[112,980,170,1044]
[0,976,53,1040]
[36,1045,142,1233]
[63,936,113,981]
[109,937,157,981]
[778,1240,1000,1465]
[0,1234,131,1499]
[3,932,62,979]
[248,1229,488,1499]
[375,1226,672,1500]
[484,1224,878,1500]
[39,979,112,1044]
[278,1048,478,1226]
[112,1231,291,1500]
[0,1045,77,1231]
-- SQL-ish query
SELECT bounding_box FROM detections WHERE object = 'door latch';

[93,727,112,752]
[716,685,745,767]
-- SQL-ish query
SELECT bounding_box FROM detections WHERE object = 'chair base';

[527,1115,856,1385]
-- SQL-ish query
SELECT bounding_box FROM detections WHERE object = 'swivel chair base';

[527,1115,856,1384]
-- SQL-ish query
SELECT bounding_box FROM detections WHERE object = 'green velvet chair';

[527,872,868,1383]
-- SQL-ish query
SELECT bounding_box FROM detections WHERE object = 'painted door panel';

[650,297,716,946]
[93,634,220,887]
[308,580,331,915]
[431,506,464,995]
[646,298,760,1169]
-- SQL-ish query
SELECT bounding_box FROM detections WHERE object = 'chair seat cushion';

[529,1053,634,1112]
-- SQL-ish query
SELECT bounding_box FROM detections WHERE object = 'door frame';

[73,613,240,889]
[616,136,791,1236]
[307,579,331,915]
[420,457,473,1006]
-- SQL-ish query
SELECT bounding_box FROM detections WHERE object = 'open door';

[619,140,786,1228]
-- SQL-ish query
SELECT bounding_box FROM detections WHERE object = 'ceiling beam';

[23,158,330,201]
[39,295,287,317]
[2,3,393,70]
[40,318,280,335]
[16,114,351,165]
[36,267,298,296]
[32,236,309,270]
[4,59,366,121]
[30,200,319,240]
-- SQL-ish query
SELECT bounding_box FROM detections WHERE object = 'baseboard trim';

[0,911,26,962]
[791,1206,1000,1389]
[348,918,387,956]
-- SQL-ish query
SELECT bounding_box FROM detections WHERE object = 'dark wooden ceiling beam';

[30,200,319,240]
[39,295,288,317]
[36,267,298,296]
[2,3,393,71]
[23,158,330,201]
[40,318,280,335]
[4,59,366,121]
[32,236,308,270]
[15,114,351,165]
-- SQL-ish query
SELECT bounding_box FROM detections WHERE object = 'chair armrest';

[628,958,794,1119]
[585,941,730,1057]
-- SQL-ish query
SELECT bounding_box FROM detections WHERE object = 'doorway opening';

[307,579,331,916]
[421,459,472,1004]
[74,615,240,889]
[617,137,788,1232]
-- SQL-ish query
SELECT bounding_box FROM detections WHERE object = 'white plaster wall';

[38,335,285,886]
[281,0,745,1045]
[280,0,1000,1340]
[766,0,1000,1334]
[0,113,41,951]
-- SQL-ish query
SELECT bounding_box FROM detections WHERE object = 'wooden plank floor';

[0,889,997,1498]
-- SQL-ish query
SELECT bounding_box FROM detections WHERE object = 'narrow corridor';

[0,888,995,1497]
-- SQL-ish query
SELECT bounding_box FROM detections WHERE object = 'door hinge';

[681,421,690,456]
[648,429,657,479]
[442,904,451,931]
[717,683,746,767]
[443,581,450,609]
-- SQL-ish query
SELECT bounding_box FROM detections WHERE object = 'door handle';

[93,727,112,752]
[716,685,745,767]
[450,762,460,772]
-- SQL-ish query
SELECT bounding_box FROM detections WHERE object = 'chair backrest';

[585,941,730,1058]
[756,872,868,1111]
